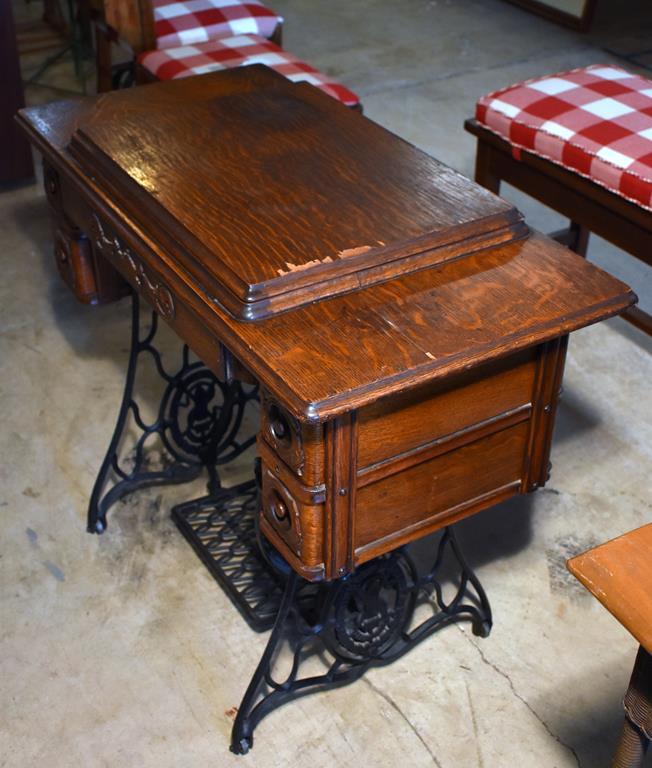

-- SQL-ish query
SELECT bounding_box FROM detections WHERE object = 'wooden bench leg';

[474,140,501,194]
[95,24,113,93]
[551,221,590,256]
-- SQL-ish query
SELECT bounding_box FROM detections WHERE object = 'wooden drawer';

[357,348,537,469]
[45,161,127,305]
[258,438,326,580]
[354,420,529,560]
[259,342,564,581]
[52,223,98,304]
[260,393,324,484]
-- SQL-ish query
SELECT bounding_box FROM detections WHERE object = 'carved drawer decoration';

[91,214,175,320]
[261,395,305,476]
[261,466,303,558]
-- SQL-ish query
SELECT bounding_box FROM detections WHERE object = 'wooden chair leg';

[567,221,590,256]
[95,24,113,93]
[550,221,590,256]
[473,140,501,194]
[270,22,283,47]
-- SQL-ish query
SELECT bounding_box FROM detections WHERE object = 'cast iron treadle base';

[87,291,258,535]
[230,526,492,755]
[172,482,284,632]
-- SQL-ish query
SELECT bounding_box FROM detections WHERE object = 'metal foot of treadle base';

[168,486,492,753]
[87,292,258,534]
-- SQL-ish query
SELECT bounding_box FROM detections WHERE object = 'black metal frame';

[87,292,258,534]
[230,526,491,754]
[87,293,493,756]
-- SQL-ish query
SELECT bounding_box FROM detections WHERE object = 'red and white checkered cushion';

[154,0,282,49]
[476,64,652,211]
[138,35,360,107]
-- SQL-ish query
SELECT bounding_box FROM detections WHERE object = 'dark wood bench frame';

[93,0,283,92]
[465,118,652,336]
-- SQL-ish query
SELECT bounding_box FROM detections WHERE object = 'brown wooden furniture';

[568,524,652,768]
[465,118,652,336]
[17,67,636,751]
[18,67,636,578]
[93,0,282,91]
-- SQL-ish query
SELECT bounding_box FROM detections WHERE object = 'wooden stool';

[465,64,652,336]
[568,524,652,768]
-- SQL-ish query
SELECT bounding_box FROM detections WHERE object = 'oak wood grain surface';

[17,68,636,425]
[68,75,525,319]
[17,67,640,578]
[568,524,652,653]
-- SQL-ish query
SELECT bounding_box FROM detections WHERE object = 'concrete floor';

[2,1,652,766]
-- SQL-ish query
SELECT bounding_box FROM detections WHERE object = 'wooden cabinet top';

[18,67,636,421]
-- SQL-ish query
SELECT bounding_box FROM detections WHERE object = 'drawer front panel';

[354,420,529,557]
[52,224,98,304]
[261,394,324,484]
[259,439,326,580]
[357,349,536,469]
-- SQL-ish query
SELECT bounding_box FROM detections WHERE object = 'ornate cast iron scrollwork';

[230,526,492,755]
[87,292,259,534]
[85,291,492,758]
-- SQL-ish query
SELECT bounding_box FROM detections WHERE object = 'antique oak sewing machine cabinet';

[17,66,636,752]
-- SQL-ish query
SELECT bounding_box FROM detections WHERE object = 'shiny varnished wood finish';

[68,78,525,319]
[18,69,636,580]
[465,117,652,336]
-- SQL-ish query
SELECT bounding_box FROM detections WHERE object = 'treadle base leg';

[87,291,258,535]
[229,526,492,754]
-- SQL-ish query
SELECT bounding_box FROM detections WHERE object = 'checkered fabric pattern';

[154,0,282,49]
[476,64,652,211]
[138,35,360,107]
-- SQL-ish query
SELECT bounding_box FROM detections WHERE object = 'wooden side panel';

[358,349,536,468]
[523,336,568,491]
[324,414,357,579]
[354,421,529,561]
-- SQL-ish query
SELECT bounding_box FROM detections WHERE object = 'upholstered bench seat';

[476,64,652,211]
[154,0,283,49]
[138,34,360,106]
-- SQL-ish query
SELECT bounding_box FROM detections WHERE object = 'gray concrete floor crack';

[362,676,443,767]
[457,626,582,768]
